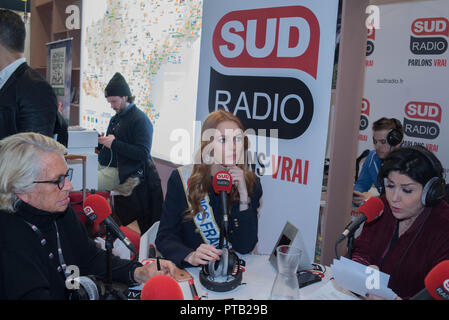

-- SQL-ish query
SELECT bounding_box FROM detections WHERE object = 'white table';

[179,254,359,300]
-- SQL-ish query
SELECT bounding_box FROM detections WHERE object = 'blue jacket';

[354,150,382,193]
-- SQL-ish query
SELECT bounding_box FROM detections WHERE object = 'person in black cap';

[97,72,163,236]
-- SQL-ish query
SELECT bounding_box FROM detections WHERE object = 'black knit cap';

[105,72,132,97]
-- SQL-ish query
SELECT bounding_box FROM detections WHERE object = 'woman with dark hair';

[351,146,449,299]
[155,110,263,268]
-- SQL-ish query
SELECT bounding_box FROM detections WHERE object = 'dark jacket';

[54,111,68,147]
[0,203,141,300]
[156,168,263,268]
[352,195,449,299]
[0,62,57,140]
[98,104,153,184]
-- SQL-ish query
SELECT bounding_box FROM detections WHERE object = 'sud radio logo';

[366,27,375,67]
[409,17,448,67]
[403,101,442,152]
[359,98,370,142]
[209,6,319,140]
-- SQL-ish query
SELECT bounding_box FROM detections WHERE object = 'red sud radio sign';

[410,17,449,56]
[209,6,319,140]
[404,101,442,139]
[213,6,320,78]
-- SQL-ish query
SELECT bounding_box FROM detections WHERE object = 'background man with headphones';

[351,146,449,299]
[353,117,404,206]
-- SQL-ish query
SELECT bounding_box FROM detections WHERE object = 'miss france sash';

[177,165,221,248]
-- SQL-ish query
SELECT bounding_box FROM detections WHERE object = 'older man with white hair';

[0,132,175,300]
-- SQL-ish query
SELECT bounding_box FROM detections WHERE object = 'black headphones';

[199,248,243,292]
[386,119,404,147]
[409,146,446,207]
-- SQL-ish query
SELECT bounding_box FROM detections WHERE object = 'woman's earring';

[203,154,212,164]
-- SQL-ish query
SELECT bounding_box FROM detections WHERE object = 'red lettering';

[281,156,293,181]
[367,27,375,40]
[405,101,442,123]
[303,160,309,185]
[213,6,320,78]
[361,98,370,116]
[291,159,302,184]
[411,17,449,37]
[359,134,368,141]
[271,155,281,179]
[271,155,309,185]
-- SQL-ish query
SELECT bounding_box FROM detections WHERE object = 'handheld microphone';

[410,260,449,300]
[212,171,232,247]
[337,197,384,243]
[83,194,137,255]
[140,275,184,300]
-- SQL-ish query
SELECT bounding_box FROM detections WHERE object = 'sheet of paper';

[330,257,398,300]
[304,281,360,300]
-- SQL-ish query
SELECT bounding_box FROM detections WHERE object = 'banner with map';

[80,0,203,161]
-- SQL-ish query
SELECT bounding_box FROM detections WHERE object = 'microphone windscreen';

[141,275,184,300]
[425,260,449,300]
[357,197,384,222]
[83,194,112,231]
[212,171,232,194]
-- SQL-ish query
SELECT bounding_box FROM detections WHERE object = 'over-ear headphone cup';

[205,248,229,277]
[387,128,403,147]
[422,177,446,207]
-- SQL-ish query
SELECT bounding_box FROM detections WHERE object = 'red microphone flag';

[213,171,232,194]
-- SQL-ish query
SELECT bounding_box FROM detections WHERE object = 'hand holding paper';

[330,257,398,300]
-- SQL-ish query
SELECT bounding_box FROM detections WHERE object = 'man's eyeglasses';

[33,168,73,190]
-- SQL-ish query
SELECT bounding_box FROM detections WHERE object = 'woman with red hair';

[156,110,263,268]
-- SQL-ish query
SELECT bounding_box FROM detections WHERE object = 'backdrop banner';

[196,0,339,258]
[359,1,449,179]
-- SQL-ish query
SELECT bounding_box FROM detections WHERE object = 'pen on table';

[188,279,199,300]
[156,256,161,271]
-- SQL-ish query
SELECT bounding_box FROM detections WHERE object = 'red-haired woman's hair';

[185,110,256,220]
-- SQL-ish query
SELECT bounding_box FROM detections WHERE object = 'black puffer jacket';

[0,62,57,140]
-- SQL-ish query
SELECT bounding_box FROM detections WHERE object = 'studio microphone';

[212,171,232,245]
[83,194,137,255]
[140,275,184,300]
[411,260,449,300]
[337,197,384,243]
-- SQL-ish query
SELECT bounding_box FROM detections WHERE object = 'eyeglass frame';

[32,168,73,190]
